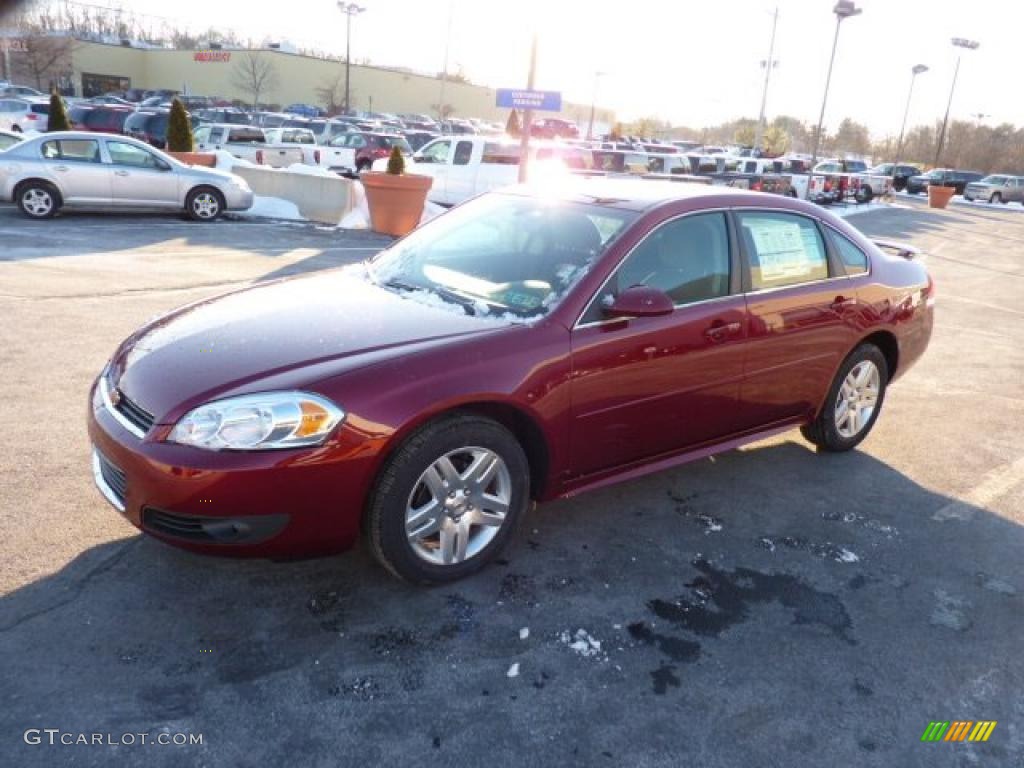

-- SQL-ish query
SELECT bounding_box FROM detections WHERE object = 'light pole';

[517,33,538,183]
[894,64,928,168]
[437,1,454,122]
[586,71,606,140]
[753,7,779,153]
[934,37,980,167]
[337,2,366,115]
[809,0,861,177]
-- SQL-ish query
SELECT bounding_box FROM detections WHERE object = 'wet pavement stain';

[499,573,539,606]
[627,621,701,663]
[650,663,682,695]
[648,559,856,645]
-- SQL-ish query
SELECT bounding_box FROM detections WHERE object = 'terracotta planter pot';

[168,151,216,168]
[927,185,955,209]
[361,172,433,237]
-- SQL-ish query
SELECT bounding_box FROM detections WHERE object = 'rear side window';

[453,140,473,165]
[40,139,101,163]
[737,212,828,290]
[31,104,50,114]
[829,230,869,275]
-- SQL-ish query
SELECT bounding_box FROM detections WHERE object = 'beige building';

[60,40,614,126]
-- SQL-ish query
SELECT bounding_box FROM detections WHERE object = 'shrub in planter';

[361,145,432,237]
[166,98,194,152]
[47,90,69,132]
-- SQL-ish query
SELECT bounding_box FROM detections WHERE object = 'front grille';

[113,391,155,434]
[96,450,127,506]
[143,508,215,542]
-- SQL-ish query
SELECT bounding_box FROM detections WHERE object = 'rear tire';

[16,181,60,219]
[989,192,1003,204]
[356,159,371,174]
[185,187,225,221]
[856,185,873,204]
[801,344,888,453]
[366,414,530,584]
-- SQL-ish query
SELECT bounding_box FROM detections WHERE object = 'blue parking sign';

[496,89,562,112]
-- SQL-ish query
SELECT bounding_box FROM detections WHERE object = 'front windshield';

[368,193,637,320]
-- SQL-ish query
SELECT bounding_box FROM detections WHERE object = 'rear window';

[483,143,520,165]
[281,129,314,144]
[30,104,50,114]
[228,128,265,143]
[382,136,413,152]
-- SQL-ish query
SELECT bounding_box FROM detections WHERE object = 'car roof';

[498,177,774,212]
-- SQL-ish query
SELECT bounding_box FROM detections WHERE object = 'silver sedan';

[0,131,253,220]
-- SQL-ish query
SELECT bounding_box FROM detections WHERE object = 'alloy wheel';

[834,360,880,439]
[192,192,220,219]
[22,188,53,217]
[405,446,512,566]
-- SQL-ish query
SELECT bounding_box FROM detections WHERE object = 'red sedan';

[88,180,933,582]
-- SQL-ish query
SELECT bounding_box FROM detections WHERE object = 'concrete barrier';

[231,166,356,224]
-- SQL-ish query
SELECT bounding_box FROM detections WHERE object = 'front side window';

[370,194,636,320]
[737,212,828,290]
[418,139,451,164]
[347,134,367,149]
[106,140,164,169]
[608,213,730,309]
[829,229,869,275]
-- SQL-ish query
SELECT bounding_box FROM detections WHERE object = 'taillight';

[751,181,762,191]
[824,180,832,192]
[26,113,38,120]
[810,179,817,190]
[314,149,321,164]
[256,150,264,165]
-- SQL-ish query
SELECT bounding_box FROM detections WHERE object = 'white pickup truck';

[193,123,306,168]
[373,136,596,206]
[262,127,321,166]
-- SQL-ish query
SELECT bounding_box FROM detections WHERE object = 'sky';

[8,0,1020,136]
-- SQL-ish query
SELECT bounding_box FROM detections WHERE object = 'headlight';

[168,391,344,451]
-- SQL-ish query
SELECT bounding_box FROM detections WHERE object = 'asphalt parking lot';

[1,199,1022,767]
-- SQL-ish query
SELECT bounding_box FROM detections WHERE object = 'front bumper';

[87,377,375,558]
[224,186,255,211]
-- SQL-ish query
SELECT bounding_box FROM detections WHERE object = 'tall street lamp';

[894,64,928,168]
[338,2,366,115]
[753,7,779,153]
[809,0,862,177]
[586,71,606,141]
[934,37,980,167]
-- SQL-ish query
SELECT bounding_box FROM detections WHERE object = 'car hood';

[110,266,507,423]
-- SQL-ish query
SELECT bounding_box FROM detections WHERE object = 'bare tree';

[11,35,76,91]
[229,52,280,108]
[315,71,346,114]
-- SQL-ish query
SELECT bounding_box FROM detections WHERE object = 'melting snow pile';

[242,195,303,221]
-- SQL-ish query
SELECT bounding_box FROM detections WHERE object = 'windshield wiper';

[380,276,482,316]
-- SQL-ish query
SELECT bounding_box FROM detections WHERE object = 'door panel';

[734,211,860,429]
[106,140,180,206]
[569,211,746,476]
[40,138,111,203]
[570,298,748,475]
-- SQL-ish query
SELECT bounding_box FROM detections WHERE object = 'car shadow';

[1,440,1020,766]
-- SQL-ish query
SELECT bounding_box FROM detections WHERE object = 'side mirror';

[602,285,674,319]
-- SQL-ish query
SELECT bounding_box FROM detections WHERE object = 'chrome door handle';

[831,296,857,311]
[704,321,741,341]
[114,170,130,177]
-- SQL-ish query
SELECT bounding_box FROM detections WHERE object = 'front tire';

[366,414,530,583]
[16,181,60,219]
[801,344,888,452]
[185,187,225,221]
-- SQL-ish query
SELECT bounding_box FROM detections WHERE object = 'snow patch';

[240,195,304,221]
[506,662,520,678]
[213,149,257,171]
[519,627,530,640]
[836,548,860,563]
[559,629,606,660]
[285,162,339,178]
